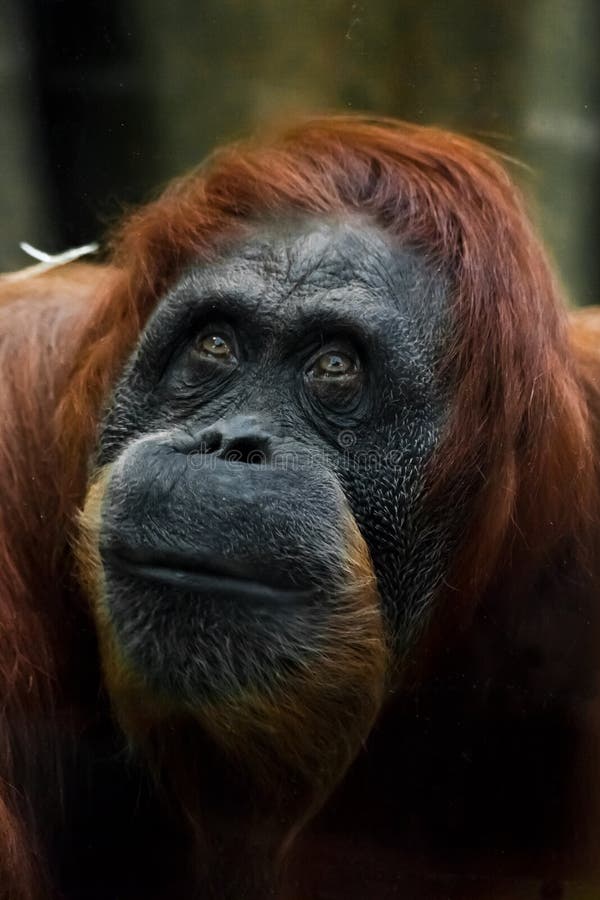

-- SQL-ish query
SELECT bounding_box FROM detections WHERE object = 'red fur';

[1,117,599,897]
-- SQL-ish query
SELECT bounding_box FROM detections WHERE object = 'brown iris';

[313,350,357,378]
[196,333,234,360]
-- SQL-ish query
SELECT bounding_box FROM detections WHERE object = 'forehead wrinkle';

[280,230,342,303]
[230,220,398,299]
[181,220,442,328]
[180,256,272,315]
[256,231,396,314]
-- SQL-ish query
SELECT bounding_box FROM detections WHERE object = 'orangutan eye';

[309,350,359,379]
[193,331,236,362]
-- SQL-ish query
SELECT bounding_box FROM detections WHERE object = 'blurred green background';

[1,0,598,303]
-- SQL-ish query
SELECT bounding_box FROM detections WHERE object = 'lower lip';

[104,553,314,604]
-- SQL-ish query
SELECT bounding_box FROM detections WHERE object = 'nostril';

[198,429,222,456]
[222,437,270,465]
[182,416,274,463]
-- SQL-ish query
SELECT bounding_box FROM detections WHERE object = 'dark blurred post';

[0,2,49,269]
[21,0,159,253]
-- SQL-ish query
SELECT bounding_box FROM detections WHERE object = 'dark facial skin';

[94,217,452,703]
